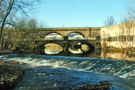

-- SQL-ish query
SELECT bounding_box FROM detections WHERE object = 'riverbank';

[0,61,24,90]
[0,50,13,55]
[74,81,112,90]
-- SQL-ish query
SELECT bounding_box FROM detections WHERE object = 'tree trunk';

[0,0,15,49]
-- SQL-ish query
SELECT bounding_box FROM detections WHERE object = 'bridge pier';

[63,41,69,54]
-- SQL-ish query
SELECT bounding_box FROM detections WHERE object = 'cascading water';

[0,54,135,90]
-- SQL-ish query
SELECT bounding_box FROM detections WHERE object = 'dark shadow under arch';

[81,42,95,54]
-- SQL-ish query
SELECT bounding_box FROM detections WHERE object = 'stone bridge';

[2,27,101,54]
[33,39,101,54]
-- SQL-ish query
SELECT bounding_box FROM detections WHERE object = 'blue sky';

[33,0,131,27]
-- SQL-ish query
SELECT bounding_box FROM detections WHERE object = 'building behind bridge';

[100,21,135,50]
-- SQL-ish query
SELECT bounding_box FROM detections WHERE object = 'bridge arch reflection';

[35,41,95,55]
[44,43,64,54]
[68,42,94,54]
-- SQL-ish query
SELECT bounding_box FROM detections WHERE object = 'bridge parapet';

[44,37,99,41]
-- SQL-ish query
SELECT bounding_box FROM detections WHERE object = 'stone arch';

[67,32,85,40]
[65,41,95,54]
[44,43,64,54]
[34,42,64,55]
[67,32,85,37]
[44,32,64,40]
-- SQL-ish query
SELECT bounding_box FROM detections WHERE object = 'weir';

[1,54,135,90]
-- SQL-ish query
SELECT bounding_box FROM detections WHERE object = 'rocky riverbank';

[74,81,112,90]
[0,50,13,55]
[0,61,24,90]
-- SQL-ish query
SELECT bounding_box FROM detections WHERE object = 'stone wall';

[100,21,135,48]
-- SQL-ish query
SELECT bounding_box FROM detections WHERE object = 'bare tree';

[0,0,40,49]
[16,17,48,29]
[17,16,27,29]
[38,21,48,28]
[128,8,135,20]
[127,0,135,20]
[119,18,135,53]
[27,18,37,29]
[103,16,116,27]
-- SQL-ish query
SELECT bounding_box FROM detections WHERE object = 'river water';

[0,53,135,90]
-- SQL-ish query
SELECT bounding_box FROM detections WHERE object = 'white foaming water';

[1,54,135,80]
[119,70,135,79]
[2,54,135,90]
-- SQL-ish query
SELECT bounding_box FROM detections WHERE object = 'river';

[0,52,135,90]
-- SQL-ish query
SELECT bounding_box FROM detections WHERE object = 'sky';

[32,0,133,28]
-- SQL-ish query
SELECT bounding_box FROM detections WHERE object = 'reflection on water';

[68,48,83,54]
[101,51,135,61]
[44,43,63,54]
[44,43,90,55]
[40,42,135,61]
[45,48,135,61]
[81,44,89,52]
